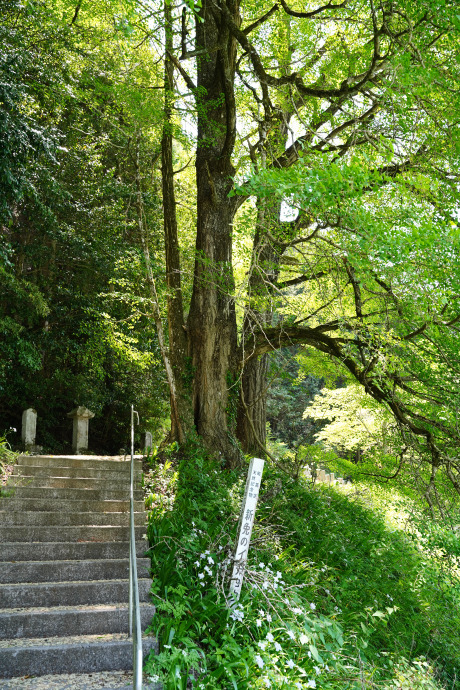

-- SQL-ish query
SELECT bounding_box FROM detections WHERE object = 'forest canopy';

[1,0,460,505]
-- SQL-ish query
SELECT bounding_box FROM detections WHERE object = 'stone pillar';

[144,431,153,451]
[317,469,326,482]
[22,408,37,449]
[67,406,95,454]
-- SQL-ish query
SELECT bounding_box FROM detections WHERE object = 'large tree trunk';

[236,353,269,456]
[186,0,241,466]
[162,0,193,443]
[236,200,283,454]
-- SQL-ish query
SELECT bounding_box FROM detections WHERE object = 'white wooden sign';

[229,457,265,602]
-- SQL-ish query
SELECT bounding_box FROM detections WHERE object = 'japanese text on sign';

[229,457,265,602]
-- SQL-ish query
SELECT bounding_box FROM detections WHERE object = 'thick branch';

[218,0,385,101]
[279,0,347,19]
[277,271,327,289]
[243,4,279,35]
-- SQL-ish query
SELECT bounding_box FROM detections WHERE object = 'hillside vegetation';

[143,444,460,689]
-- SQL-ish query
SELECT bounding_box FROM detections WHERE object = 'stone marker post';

[22,408,37,450]
[67,406,95,454]
[229,457,265,603]
[144,431,153,452]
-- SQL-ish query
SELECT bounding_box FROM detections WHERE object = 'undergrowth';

[143,442,460,689]
[0,431,18,493]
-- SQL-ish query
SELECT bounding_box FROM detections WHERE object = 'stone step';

[0,670,161,689]
[14,465,141,481]
[8,475,141,490]
[1,541,148,562]
[0,578,152,608]
[0,602,156,639]
[17,455,142,470]
[0,510,146,526]
[0,558,151,585]
[0,525,146,543]
[1,498,145,513]
[0,633,157,678]
[3,486,143,501]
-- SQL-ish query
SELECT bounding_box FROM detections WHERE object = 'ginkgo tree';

[14,0,459,497]
[138,0,460,501]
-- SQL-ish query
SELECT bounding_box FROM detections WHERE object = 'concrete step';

[0,511,145,526]
[3,486,143,501]
[0,633,157,678]
[0,558,151,585]
[0,669,161,689]
[0,578,152,608]
[15,465,141,481]
[17,455,142,470]
[0,525,146,543]
[8,475,141,490]
[0,498,145,513]
[1,541,148,562]
[0,602,156,639]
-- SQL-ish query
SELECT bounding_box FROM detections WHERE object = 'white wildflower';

[266,613,272,622]
[274,641,282,652]
[255,654,264,669]
[287,630,295,640]
[310,603,316,611]
[299,634,309,644]
[286,659,295,669]
[266,632,274,642]
[306,681,317,689]
[256,619,262,627]
[258,641,267,651]
[198,572,205,579]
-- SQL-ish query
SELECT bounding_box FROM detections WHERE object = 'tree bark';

[162,0,193,443]
[186,0,241,466]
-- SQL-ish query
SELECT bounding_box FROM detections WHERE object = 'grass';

[143,442,460,689]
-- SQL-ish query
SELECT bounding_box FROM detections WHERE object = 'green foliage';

[266,348,325,450]
[143,444,457,688]
[304,385,395,455]
[0,429,18,496]
[0,0,169,450]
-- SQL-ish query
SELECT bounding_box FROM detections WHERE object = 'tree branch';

[168,51,197,91]
[279,0,347,19]
[243,4,279,35]
[277,271,327,289]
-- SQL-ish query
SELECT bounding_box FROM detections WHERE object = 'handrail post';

[130,405,143,690]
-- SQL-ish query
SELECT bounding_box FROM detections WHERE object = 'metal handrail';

[129,405,143,690]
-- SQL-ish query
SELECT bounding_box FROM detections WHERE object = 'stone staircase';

[0,454,156,682]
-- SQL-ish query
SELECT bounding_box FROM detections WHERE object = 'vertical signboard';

[229,457,265,602]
